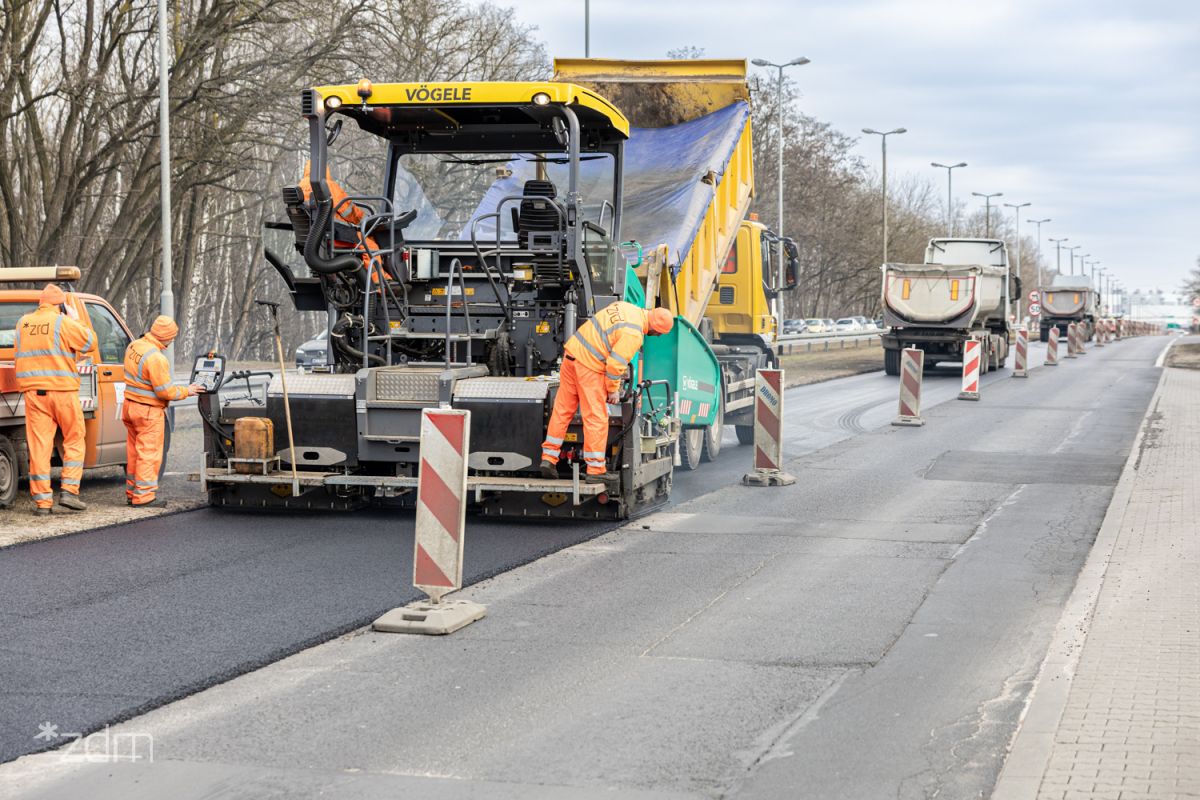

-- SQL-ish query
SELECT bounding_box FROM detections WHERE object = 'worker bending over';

[13,284,94,515]
[122,316,201,507]
[541,302,674,482]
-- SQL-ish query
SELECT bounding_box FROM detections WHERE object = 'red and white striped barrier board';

[1076,322,1088,355]
[958,338,982,401]
[743,368,795,487]
[893,347,925,427]
[374,407,485,635]
[1013,327,1028,378]
[1095,320,1106,347]
[1046,327,1059,366]
[1065,323,1078,358]
[413,408,470,600]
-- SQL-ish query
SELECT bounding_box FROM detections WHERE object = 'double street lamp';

[862,127,907,263]
[1004,202,1031,321]
[1048,237,1069,276]
[1064,245,1081,275]
[972,191,1003,236]
[752,57,811,244]
[931,162,967,236]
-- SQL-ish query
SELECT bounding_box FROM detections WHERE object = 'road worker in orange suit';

[121,316,201,507]
[13,284,95,516]
[541,302,674,482]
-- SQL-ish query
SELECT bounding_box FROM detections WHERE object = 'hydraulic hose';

[303,194,361,276]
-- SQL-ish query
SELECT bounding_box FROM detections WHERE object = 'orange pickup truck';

[0,267,138,507]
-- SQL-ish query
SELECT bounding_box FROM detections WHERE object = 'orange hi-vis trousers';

[541,357,610,476]
[122,400,165,505]
[24,389,85,509]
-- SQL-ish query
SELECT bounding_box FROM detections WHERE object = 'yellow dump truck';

[198,59,796,517]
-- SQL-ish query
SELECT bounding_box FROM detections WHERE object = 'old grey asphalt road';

[0,336,1163,800]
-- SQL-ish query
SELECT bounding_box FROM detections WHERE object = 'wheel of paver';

[735,424,755,446]
[884,349,900,376]
[700,398,724,463]
[678,427,703,470]
[0,433,17,509]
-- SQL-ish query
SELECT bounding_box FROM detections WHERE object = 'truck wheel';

[701,398,724,463]
[735,425,755,446]
[1040,327,1049,343]
[0,434,17,509]
[884,349,901,376]
[679,427,703,471]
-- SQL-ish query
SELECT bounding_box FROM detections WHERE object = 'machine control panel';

[190,354,226,394]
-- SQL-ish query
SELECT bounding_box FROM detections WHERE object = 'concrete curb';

[989,363,1168,799]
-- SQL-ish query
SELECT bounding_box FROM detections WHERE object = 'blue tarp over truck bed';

[467,101,750,269]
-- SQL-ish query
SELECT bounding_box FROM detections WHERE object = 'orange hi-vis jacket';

[123,334,188,408]
[564,301,649,393]
[13,304,94,392]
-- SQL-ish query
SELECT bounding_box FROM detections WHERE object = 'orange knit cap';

[150,315,179,343]
[648,307,674,335]
[39,284,67,306]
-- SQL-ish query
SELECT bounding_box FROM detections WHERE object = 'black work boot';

[57,493,87,512]
[539,460,558,480]
[585,472,617,485]
[33,507,52,517]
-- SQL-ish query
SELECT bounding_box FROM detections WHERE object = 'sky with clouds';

[508,0,1199,291]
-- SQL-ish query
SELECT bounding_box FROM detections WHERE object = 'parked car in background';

[805,318,827,333]
[852,315,871,330]
[782,319,808,335]
[295,330,328,369]
[823,318,836,332]
[835,317,862,332]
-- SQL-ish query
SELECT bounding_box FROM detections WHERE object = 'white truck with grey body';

[880,238,1014,376]
[1038,275,1096,342]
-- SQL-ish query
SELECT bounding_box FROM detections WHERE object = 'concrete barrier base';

[743,469,797,487]
[373,599,487,636]
[891,416,926,427]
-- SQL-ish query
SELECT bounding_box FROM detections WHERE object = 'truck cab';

[0,267,137,507]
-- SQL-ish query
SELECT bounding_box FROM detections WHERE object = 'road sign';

[1028,290,1040,304]
[1029,303,1041,316]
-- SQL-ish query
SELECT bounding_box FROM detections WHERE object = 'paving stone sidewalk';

[995,365,1200,800]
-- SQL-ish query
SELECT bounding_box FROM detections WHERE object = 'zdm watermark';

[34,722,154,763]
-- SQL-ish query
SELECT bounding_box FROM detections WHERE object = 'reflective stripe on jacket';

[563,301,649,393]
[13,305,94,392]
[123,334,188,407]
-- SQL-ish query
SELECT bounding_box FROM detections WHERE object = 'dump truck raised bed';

[198,59,796,517]
[1038,275,1096,342]
[880,238,1014,375]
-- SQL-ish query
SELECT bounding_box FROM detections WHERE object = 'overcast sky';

[509,0,1199,291]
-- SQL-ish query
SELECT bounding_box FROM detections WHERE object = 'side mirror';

[783,237,800,291]
[551,117,569,148]
[326,118,343,147]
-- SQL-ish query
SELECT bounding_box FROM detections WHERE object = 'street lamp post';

[1064,245,1080,275]
[157,0,174,365]
[1048,237,1068,277]
[584,0,590,56]
[931,161,967,236]
[972,191,1003,236]
[751,57,811,245]
[1003,202,1031,322]
[862,127,907,264]
[1029,218,1051,293]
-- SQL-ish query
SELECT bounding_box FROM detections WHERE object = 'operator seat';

[514,179,559,249]
[281,186,311,254]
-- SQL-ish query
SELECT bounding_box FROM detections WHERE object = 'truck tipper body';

[880,238,1013,375]
[0,266,138,508]
[198,59,796,517]
[1038,276,1096,342]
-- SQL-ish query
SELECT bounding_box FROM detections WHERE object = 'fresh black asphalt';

[0,509,612,763]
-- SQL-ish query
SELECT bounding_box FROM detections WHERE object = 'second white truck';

[880,238,1014,375]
